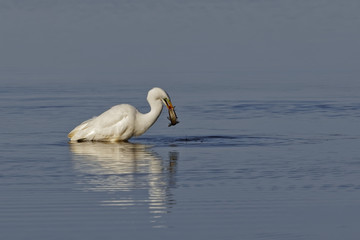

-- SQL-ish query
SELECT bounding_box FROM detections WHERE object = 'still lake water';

[1,73,360,240]
[1,1,360,239]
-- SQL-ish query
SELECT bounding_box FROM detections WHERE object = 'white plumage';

[68,87,177,142]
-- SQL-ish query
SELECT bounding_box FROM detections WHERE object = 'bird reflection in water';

[69,142,178,225]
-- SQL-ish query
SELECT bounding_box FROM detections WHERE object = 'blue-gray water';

[1,1,360,240]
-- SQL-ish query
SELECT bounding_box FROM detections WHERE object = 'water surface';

[1,1,360,240]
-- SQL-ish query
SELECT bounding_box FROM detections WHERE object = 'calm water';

[1,74,360,240]
[1,1,360,240]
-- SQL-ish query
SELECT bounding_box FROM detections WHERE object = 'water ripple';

[200,100,360,119]
[133,134,352,147]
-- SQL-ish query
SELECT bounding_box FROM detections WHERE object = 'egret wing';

[69,105,135,141]
[68,117,96,139]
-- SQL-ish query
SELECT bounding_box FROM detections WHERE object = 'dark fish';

[167,107,179,127]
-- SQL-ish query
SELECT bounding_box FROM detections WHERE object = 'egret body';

[68,87,178,142]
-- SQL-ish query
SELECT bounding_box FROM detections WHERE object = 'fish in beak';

[164,98,179,127]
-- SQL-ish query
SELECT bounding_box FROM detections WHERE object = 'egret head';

[148,87,173,110]
[147,87,179,127]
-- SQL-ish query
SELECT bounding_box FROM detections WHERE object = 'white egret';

[68,87,178,142]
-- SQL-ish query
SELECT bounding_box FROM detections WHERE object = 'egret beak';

[163,98,174,109]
